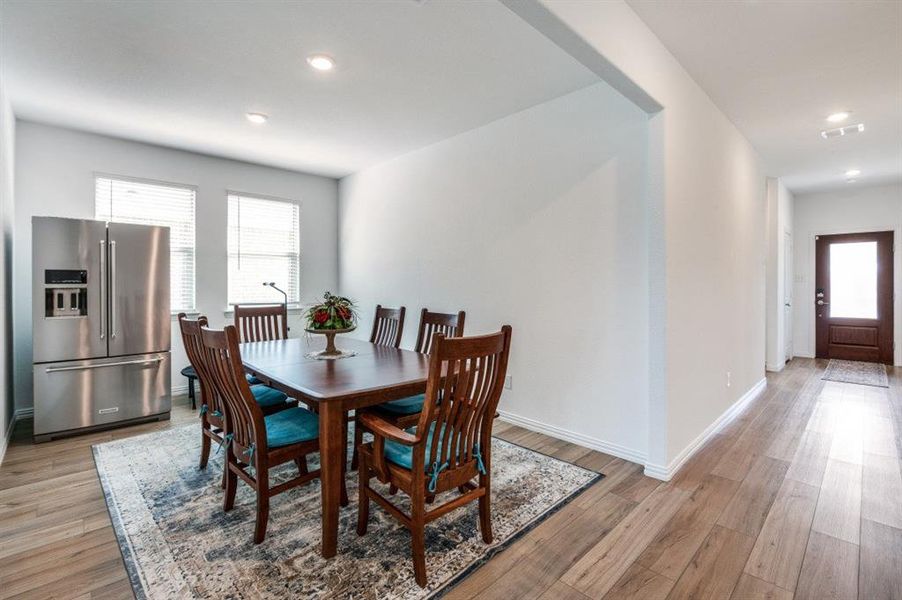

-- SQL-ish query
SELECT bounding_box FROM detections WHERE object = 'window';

[830,241,878,319]
[228,193,300,305]
[95,175,196,312]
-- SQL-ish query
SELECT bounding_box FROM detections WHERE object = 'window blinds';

[95,175,196,312]
[227,193,300,305]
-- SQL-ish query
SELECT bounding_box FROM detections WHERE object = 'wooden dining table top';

[240,337,430,405]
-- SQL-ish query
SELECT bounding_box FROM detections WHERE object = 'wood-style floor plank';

[634,474,739,580]
[664,525,755,600]
[716,456,789,537]
[810,458,862,544]
[561,485,689,598]
[794,531,859,600]
[730,573,793,600]
[861,451,902,529]
[743,478,819,590]
[859,518,902,600]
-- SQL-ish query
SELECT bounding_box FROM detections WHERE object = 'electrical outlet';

[504,375,512,390]
[726,371,732,388]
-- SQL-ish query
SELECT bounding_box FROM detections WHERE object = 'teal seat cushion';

[264,407,319,448]
[251,384,288,408]
[378,393,425,416]
[246,373,262,385]
[384,423,462,471]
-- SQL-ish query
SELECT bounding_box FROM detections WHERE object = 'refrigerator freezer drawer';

[33,352,171,439]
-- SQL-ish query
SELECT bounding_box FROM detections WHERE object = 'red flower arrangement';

[305,292,356,330]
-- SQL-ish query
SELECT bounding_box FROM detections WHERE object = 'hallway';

[451,357,902,599]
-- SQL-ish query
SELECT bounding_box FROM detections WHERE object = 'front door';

[815,231,894,364]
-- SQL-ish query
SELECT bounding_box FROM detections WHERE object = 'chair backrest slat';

[177,313,224,421]
[234,304,289,343]
[200,325,267,456]
[414,309,466,355]
[417,326,511,473]
[369,305,406,349]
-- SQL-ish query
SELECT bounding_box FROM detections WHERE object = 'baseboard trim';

[765,362,785,373]
[0,407,35,467]
[496,410,647,465]
[643,377,767,481]
[0,412,15,467]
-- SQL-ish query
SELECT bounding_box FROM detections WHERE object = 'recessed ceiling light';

[827,111,850,123]
[845,169,861,177]
[307,54,335,71]
[246,112,268,124]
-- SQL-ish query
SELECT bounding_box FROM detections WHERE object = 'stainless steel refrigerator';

[32,217,171,441]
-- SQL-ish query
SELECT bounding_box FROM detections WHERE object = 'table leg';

[319,402,343,558]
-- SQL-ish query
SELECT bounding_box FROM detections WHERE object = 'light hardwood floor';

[1,358,901,599]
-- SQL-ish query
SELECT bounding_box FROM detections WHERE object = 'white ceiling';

[0,1,598,178]
[627,0,902,194]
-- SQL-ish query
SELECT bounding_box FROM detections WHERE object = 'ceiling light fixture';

[246,112,268,124]
[821,123,864,139]
[307,54,335,71]
[845,169,861,177]
[827,111,851,123]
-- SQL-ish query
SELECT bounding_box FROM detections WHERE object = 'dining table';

[240,335,430,558]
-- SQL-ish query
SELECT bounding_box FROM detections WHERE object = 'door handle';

[110,240,117,339]
[817,300,829,306]
[99,240,105,340]
[784,303,792,307]
[45,356,164,373]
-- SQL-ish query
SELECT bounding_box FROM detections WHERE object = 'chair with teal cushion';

[200,324,345,545]
[352,308,465,471]
[178,313,224,472]
[356,326,512,588]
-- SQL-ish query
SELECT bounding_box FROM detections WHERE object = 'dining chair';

[178,314,294,472]
[200,324,342,544]
[351,308,465,470]
[178,314,223,471]
[233,303,289,385]
[369,305,406,348]
[356,326,512,587]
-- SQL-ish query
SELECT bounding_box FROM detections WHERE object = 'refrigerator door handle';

[45,356,164,373]
[99,239,106,340]
[110,240,117,339]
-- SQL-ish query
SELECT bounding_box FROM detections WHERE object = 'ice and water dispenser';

[43,269,88,318]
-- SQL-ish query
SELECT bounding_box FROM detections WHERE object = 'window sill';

[222,305,305,316]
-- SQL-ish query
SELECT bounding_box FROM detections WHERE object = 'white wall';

[765,178,794,371]
[792,183,902,364]
[0,79,16,461]
[520,0,767,477]
[13,121,339,411]
[340,83,651,461]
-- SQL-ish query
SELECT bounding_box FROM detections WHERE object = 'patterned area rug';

[93,425,600,599]
[822,359,889,388]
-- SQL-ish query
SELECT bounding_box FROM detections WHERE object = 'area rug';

[93,424,600,599]
[822,359,889,388]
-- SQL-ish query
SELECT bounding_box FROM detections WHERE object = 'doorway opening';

[815,231,894,364]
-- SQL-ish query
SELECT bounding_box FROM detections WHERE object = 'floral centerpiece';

[304,292,357,357]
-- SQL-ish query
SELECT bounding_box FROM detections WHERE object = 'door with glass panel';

[815,231,893,364]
